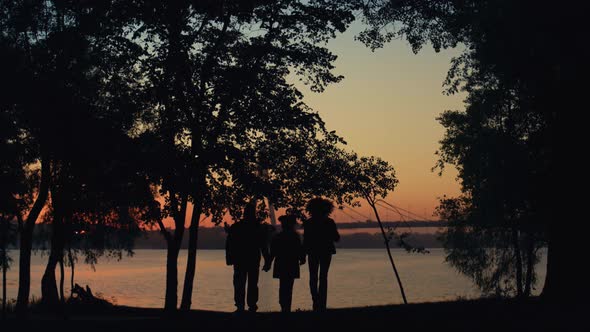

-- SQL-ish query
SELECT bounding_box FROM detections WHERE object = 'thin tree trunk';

[68,248,75,294]
[180,196,203,310]
[524,233,535,297]
[1,235,6,320]
[2,253,6,320]
[59,258,65,302]
[178,12,232,310]
[370,202,408,304]
[1,217,7,319]
[512,226,523,297]
[179,119,206,310]
[16,157,50,313]
[162,194,187,312]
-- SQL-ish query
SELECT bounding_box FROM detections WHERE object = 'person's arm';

[298,235,306,265]
[260,225,271,268]
[263,236,276,272]
[225,227,233,266]
[331,219,340,242]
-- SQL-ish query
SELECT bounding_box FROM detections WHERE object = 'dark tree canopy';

[359,0,588,301]
[117,0,361,310]
[1,0,162,308]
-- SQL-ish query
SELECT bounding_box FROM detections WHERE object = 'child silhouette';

[263,214,305,313]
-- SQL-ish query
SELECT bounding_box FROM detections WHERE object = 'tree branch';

[156,219,172,243]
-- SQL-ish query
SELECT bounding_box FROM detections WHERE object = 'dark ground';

[3,297,585,331]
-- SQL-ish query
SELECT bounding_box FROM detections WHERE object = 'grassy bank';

[2,297,583,331]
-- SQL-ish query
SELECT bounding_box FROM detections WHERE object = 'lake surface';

[3,249,546,312]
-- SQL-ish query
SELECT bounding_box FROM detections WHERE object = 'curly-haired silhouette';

[303,198,340,311]
[263,214,306,313]
[225,202,270,312]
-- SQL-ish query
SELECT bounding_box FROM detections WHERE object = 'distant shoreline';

[334,221,447,228]
[133,227,444,249]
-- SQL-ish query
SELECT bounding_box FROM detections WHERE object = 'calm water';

[3,249,546,312]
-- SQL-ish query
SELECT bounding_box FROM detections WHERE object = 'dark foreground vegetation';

[3,297,583,332]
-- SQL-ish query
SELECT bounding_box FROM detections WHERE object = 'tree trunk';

[370,202,408,304]
[180,197,203,310]
[164,240,180,311]
[179,115,206,310]
[541,144,585,302]
[16,229,33,313]
[540,147,582,302]
[1,217,7,319]
[16,158,50,313]
[2,255,5,320]
[2,243,6,319]
[68,248,75,294]
[540,53,587,303]
[541,219,581,301]
[41,251,61,306]
[511,226,523,297]
[59,258,65,302]
[156,168,188,311]
[523,233,534,297]
[41,210,65,307]
[162,195,187,312]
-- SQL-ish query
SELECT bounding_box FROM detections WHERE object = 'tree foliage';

[358,0,565,297]
[1,0,161,308]
[118,0,359,310]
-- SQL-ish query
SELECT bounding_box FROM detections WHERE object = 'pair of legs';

[233,263,260,312]
[308,253,332,311]
[279,277,295,312]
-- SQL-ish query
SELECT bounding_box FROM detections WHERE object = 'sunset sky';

[294,23,464,222]
[186,23,466,227]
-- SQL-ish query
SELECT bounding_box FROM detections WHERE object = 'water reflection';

[4,249,546,312]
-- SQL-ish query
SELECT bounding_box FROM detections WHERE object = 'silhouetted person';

[225,202,270,313]
[303,198,340,311]
[263,215,306,313]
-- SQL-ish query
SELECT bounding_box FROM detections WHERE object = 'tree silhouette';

[40,122,160,307]
[344,154,408,304]
[0,64,30,317]
[1,1,54,312]
[246,130,352,215]
[432,83,546,297]
[0,0,158,309]
[127,0,356,310]
[35,9,157,306]
[358,0,585,302]
[266,138,409,303]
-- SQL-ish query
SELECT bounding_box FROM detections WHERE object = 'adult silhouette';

[263,214,306,313]
[225,202,270,313]
[303,198,340,311]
